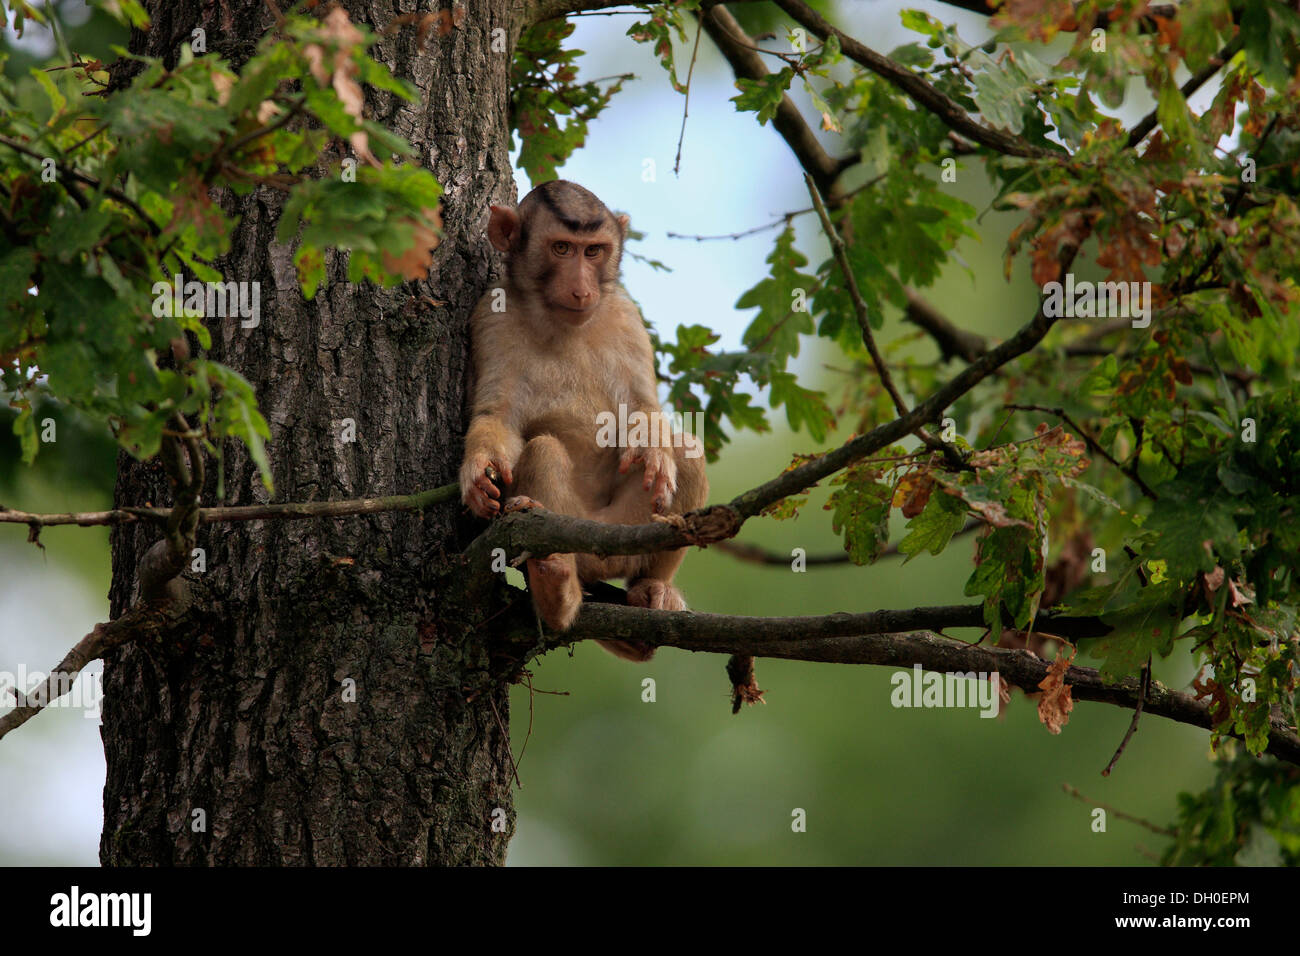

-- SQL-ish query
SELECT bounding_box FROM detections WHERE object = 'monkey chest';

[517,353,632,442]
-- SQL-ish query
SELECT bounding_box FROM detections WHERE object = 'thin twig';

[805,172,966,470]
[672,19,705,176]
[486,692,522,789]
[0,482,462,529]
[667,172,888,242]
[0,134,161,235]
[1003,403,1158,500]
[1062,782,1174,836]
[1126,36,1243,149]
[1102,662,1150,777]
[714,518,981,567]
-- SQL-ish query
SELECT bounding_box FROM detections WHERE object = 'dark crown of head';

[524,180,611,234]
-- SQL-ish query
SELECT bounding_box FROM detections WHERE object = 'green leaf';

[1090,580,1184,680]
[827,467,893,564]
[963,524,1040,631]
[899,488,967,560]
[11,403,38,464]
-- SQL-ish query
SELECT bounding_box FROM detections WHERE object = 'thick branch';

[699,4,855,196]
[558,604,1300,766]
[772,0,1055,159]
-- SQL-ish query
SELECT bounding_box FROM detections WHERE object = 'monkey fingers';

[617,445,643,475]
[462,471,503,517]
[640,450,677,513]
[461,454,514,518]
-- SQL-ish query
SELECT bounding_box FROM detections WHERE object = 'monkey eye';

[552,241,572,256]
[583,245,604,259]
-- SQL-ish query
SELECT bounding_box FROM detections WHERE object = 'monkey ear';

[615,213,630,238]
[487,205,521,252]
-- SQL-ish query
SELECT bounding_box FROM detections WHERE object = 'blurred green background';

[1,0,1219,866]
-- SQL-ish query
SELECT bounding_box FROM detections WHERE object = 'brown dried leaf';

[896,472,934,519]
[382,205,443,279]
[1203,565,1225,593]
[1036,645,1075,735]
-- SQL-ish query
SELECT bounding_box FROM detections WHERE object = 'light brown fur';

[460,181,708,660]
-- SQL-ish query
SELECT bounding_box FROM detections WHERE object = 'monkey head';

[487,180,630,326]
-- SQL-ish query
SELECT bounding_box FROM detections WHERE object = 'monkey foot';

[626,578,686,612]
[526,554,581,631]
[503,495,545,514]
[597,639,657,662]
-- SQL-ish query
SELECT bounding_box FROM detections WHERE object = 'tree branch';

[0,596,198,742]
[925,0,1180,33]
[552,603,1300,766]
[714,518,981,567]
[698,2,855,197]
[772,0,1056,159]
[530,0,765,24]
[1126,35,1243,149]
[0,133,162,236]
[0,483,461,530]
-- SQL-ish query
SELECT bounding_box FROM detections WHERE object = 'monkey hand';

[619,444,677,513]
[460,452,514,518]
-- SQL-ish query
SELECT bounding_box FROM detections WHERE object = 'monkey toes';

[626,578,687,612]
[503,495,546,514]
[599,580,685,662]
[596,639,657,662]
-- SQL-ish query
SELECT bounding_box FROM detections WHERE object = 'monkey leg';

[599,440,710,662]
[510,436,587,633]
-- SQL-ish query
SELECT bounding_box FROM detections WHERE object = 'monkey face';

[535,231,617,324]
[487,182,630,328]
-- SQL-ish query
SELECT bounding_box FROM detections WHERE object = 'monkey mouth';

[555,303,596,322]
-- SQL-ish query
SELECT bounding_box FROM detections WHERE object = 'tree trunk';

[101,0,521,865]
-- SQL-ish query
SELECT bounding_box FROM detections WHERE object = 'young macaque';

[459,180,707,661]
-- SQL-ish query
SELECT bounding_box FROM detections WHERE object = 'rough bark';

[101,0,523,865]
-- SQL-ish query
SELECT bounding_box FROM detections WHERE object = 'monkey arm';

[460,414,523,516]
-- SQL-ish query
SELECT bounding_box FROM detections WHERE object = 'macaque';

[459,180,708,661]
